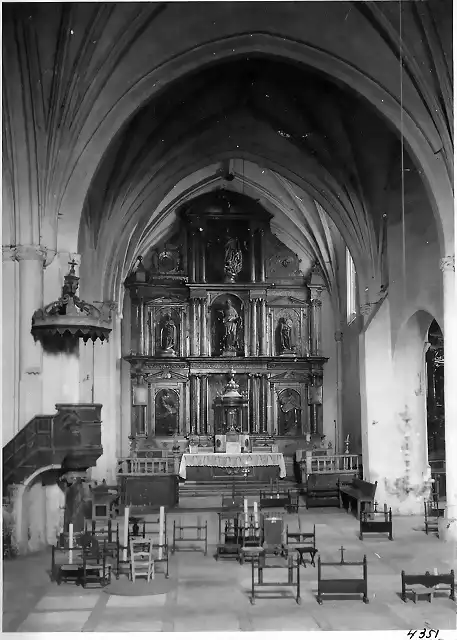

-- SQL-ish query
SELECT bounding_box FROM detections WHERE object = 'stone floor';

[3,505,457,632]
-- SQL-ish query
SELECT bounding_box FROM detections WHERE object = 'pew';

[339,478,377,519]
[401,570,455,603]
[359,503,393,540]
[317,547,369,604]
[306,474,340,508]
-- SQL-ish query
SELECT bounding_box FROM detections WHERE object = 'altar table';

[178,452,286,480]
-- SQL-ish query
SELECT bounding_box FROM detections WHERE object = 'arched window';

[346,248,357,324]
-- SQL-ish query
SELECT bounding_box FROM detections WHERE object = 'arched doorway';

[425,320,445,498]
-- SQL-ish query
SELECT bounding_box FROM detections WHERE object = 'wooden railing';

[299,453,361,479]
[117,456,180,476]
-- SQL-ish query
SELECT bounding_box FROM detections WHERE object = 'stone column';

[259,299,267,356]
[252,375,259,433]
[250,300,258,356]
[190,300,198,356]
[309,287,323,356]
[200,297,208,356]
[17,245,46,427]
[190,374,198,434]
[259,230,266,282]
[200,374,208,434]
[2,248,19,443]
[247,374,252,433]
[441,255,457,540]
[249,227,256,282]
[259,374,268,433]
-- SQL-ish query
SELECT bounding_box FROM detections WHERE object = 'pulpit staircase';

[2,405,103,496]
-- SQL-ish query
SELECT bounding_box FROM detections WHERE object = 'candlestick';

[253,501,259,528]
[68,523,73,565]
[123,506,130,562]
[159,506,165,560]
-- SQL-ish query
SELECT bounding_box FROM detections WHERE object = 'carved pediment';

[269,370,308,382]
[143,367,189,382]
[268,296,308,307]
[148,295,186,305]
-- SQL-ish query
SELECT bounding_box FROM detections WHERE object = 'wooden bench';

[317,547,369,604]
[306,474,341,509]
[250,554,301,605]
[401,570,455,603]
[259,490,292,511]
[339,478,377,519]
[424,499,444,536]
[359,503,393,541]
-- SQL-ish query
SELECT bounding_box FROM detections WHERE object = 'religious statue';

[219,299,241,353]
[160,314,177,355]
[278,389,301,435]
[278,317,294,353]
[224,236,243,282]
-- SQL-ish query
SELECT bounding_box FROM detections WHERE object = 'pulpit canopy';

[32,261,113,343]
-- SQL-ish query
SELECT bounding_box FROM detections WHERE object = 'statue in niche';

[160,314,177,356]
[278,389,301,436]
[224,236,243,282]
[155,389,179,436]
[219,299,241,353]
[278,317,295,354]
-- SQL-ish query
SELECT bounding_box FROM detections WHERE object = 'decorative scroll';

[179,452,286,479]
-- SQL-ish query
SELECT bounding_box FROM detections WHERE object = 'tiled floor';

[3,505,457,632]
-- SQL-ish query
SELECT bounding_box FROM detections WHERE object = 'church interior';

[2,1,456,633]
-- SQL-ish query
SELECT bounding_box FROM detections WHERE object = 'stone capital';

[308,285,324,301]
[440,255,455,272]
[359,303,373,317]
[14,244,47,263]
[334,331,343,342]
[2,246,17,261]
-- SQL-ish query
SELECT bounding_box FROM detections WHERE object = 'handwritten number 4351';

[407,631,439,639]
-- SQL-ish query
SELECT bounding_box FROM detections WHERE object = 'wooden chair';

[424,499,443,535]
[129,538,154,582]
[284,520,318,567]
[215,512,242,561]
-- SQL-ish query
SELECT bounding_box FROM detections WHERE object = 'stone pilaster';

[201,241,207,284]
[259,299,267,356]
[309,291,323,356]
[440,255,457,539]
[252,374,260,433]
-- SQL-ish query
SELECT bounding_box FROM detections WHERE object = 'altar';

[178,452,287,481]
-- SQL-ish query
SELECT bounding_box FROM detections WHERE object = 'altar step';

[179,478,300,498]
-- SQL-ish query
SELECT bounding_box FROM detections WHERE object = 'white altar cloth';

[178,452,286,479]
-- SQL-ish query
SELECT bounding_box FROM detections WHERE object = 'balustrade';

[117,456,179,476]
